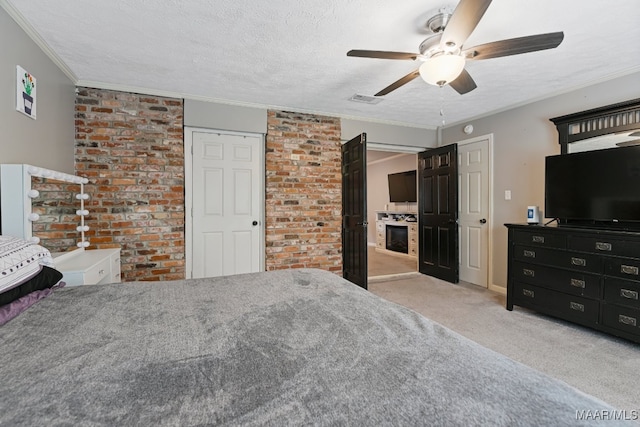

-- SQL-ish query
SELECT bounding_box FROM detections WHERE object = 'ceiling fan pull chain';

[439,86,446,126]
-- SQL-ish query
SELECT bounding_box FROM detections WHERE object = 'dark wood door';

[418,144,459,283]
[341,133,368,288]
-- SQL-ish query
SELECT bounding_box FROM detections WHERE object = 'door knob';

[480,218,487,224]
[252,220,258,226]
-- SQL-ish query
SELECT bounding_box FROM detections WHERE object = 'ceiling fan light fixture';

[419,54,465,87]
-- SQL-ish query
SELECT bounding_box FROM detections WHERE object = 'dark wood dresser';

[506,223,640,344]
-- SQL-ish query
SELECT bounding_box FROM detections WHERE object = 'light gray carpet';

[369,275,640,412]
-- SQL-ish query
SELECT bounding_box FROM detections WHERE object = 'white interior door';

[458,137,490,287]
[186,128,264,278]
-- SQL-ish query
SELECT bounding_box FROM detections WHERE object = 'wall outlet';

[290,154,300,160]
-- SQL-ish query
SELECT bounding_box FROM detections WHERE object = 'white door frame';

[454,133,496,292]
[365,142,427,279]
[184,126,266,278]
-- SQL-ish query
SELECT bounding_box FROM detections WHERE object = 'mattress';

[0,268,628,426]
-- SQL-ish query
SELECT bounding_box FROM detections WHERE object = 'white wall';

[0,6,75,173]
[442,71,640,290]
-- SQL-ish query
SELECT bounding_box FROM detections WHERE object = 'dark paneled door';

[418,144,459,283]
[341,133,368,289]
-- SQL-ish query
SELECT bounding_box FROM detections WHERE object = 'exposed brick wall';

[265,110,342,273]
[74,88,184,282]
[72,91,343,280]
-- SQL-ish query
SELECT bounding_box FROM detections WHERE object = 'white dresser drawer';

[85,257,111,285]
[54,248,122,286]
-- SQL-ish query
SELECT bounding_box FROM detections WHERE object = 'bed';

[0,266,630,426]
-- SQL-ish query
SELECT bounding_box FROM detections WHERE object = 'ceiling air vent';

[349,94,383,104]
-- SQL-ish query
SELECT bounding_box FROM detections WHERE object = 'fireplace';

[386,224,408,254]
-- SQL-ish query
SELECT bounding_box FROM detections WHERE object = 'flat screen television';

[388,170,417,203]
[545,146,640,227]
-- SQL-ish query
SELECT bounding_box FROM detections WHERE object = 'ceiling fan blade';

[374,69,421,96]
[347,50,418,60]
[441,0,492,50]
[449,69,477,95]
[463,32,565,60]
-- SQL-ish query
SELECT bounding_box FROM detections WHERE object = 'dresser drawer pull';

[618,315,637,327]
[620,289,639,300]
[523,250,536,258]
[531,235,545,244]
[571,257,586,267]
[570,278,586,289]
[522,289,535,298]
[595,242,612,251]
[523,268,535,277]
[621,265,639,276]
[569,302,585,312]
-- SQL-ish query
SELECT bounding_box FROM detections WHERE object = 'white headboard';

[0,164,90,248]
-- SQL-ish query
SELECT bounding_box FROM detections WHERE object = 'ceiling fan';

[347,0,564,96]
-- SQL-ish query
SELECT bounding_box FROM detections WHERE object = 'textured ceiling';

[4,0,640,129]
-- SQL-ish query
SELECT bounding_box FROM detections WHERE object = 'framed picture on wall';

[16,65,36,119]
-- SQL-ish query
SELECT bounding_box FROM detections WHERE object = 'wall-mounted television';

[545,146,640,227]
[388,170,417,203]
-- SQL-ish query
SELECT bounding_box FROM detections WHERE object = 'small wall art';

[16,66,36,119]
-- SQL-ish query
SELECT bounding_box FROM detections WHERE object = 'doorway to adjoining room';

[366,149,419,280]
[365,136,491,289]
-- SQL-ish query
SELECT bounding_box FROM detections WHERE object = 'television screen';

[545,146,640,224]
[388,170,417,203]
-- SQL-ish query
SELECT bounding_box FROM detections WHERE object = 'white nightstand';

[53,248,121,286]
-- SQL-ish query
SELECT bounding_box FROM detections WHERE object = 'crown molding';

[1,0,78,83]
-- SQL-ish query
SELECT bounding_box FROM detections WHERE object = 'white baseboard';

[488,283,507,295]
